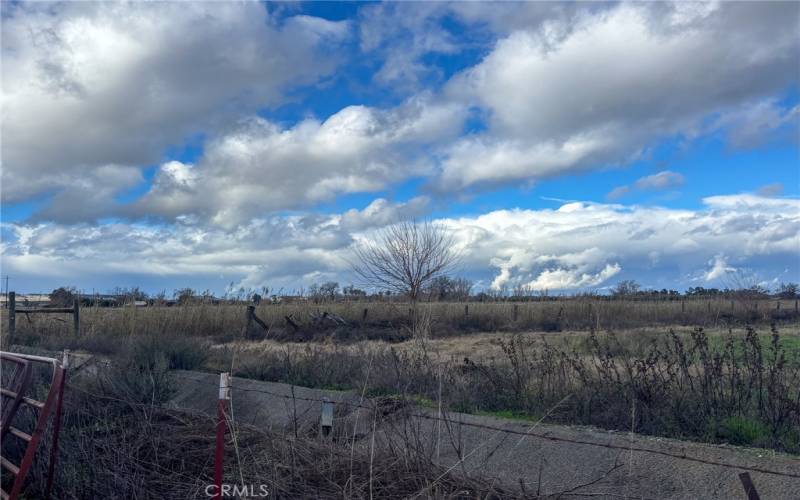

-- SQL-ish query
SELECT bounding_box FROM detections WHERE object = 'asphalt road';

[170,370,800,499]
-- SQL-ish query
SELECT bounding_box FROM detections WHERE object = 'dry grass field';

[3,298,799,498]
[3,297,796,341]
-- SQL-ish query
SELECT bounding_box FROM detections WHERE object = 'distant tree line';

[45,279,799,308]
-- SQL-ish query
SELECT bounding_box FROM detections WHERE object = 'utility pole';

[4,276,8,309]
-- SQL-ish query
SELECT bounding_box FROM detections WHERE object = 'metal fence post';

[8,291,15,337]
[214,373,230,500]
[44,350,69,499]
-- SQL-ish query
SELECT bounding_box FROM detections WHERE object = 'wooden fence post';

[362,308,368,322]
[513,304,519,322]
[243,305,270,338]
[464,305,469,318]
[776,301,780,311]
[285,314,299,332]
[738,472,761,500]
[73,298,80,336]
[8,291,15,337]
[594,306,600,331]
[242,305,254,337]
[681,300,685,313]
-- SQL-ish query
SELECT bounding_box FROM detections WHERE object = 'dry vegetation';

[2,298,799,498]
[4,300,799,445]
[207,324,800,452]
[3,352,518,499]
[3,297,796,342]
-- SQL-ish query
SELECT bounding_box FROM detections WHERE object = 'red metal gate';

[0,351,67,500]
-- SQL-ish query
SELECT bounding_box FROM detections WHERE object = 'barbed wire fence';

[214,379,800,480]
[14,347,800,499]
[60,353,800,480]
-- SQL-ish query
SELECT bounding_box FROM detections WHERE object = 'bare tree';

[611,280,641,297]
[426,276,473,301]
[351,220,459,302]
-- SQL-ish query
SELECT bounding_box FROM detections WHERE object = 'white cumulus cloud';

[437,2,799,190]
[133,96,465,226]
[1,1,349,203]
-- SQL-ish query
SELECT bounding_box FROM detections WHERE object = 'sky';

[1,1,798,296]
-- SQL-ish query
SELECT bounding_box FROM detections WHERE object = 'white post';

[320,397,334,437]
[219,372,231,401]
[214,372,231,500]
[62,349,70,369]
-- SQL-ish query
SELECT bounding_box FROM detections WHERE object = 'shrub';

[101,337,176,404]
[153,334,209,370]
[713,416,771,447]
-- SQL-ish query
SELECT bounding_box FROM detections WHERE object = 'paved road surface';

[170,370,800,499]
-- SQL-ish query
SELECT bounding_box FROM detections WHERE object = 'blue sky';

[1,1,798,295]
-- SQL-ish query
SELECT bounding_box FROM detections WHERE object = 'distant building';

[1,294,51,306]
[274,295,308,304]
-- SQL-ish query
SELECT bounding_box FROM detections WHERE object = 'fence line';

[6,291,81,337]
[60,363,800,481]
[209,380,799,479]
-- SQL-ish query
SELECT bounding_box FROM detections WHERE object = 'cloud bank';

[3,195,797,293]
